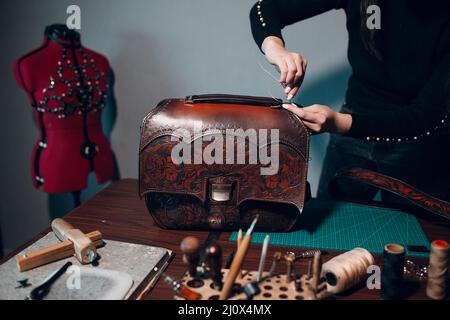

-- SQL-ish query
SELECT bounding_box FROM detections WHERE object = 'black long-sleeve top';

[250,0,450,141]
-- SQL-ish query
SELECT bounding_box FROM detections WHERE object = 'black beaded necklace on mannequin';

[42,25,109,172]
[39,26,109,118]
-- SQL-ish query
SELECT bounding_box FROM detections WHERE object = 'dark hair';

[360,0,383,61]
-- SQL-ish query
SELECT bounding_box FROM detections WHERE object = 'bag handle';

[329,167,450,220]
[185,94,284,107]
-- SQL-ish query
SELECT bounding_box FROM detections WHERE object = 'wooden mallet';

[16,219,103,272]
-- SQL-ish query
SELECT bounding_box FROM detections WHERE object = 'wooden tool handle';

[181,237,200,277]
[220,234,251,300]
[15,231,103,272]
[206,244,223,287]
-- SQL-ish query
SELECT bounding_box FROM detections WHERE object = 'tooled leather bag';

[139,94,311,231]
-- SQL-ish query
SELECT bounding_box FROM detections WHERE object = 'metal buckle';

[211,183,233,202]
[36,176,44,184]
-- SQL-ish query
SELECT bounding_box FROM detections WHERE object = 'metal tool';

[257,235,270,281]
[29,262,72,300]
[52,218,97,264]
[242,281,261,300]
[162,272,202,300]
[180,237,201,277]
[284,252,296,283]
[137,251,175,300]
[295,249,322,260]
[268,252,282,277]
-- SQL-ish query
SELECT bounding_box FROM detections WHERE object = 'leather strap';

[185,94,283,107]
[329,167,450,220]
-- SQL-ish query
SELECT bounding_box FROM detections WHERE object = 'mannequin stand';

[72,191,81,208]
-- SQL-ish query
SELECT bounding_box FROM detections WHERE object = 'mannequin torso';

[14,25,114,193]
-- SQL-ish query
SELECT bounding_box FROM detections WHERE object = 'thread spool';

[381,244,405,300]
[322,248,374,294]
[426,240,449,300]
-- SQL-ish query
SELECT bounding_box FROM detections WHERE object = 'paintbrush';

[219,216,259,300]
[237,229,243,280]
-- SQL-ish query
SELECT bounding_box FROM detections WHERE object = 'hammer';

[16,219,102,272]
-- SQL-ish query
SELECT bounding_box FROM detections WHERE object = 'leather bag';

[139,94,311,231]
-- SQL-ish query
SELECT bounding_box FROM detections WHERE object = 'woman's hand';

[282,103,353,135]
[262,37,308,100]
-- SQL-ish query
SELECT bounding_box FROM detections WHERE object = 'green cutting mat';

[230,200,430,258]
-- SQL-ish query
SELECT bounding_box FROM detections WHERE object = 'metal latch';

[211,183,233,202]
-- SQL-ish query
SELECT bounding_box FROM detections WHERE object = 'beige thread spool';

[322,248,375,294]
[426,240,449,300]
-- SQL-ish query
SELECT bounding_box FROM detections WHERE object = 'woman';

[250,0,450,202]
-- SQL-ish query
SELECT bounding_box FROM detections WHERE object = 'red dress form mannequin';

[14,25,114,196]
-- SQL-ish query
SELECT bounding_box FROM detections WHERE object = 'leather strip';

[329,167,450,220]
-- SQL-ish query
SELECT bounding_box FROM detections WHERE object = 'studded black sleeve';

[250,0,346,51]
[348,51,450,141]
[250,0,450,141]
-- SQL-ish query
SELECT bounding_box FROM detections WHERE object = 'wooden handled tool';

[51,219,98,264]
[284,252,296,283]
[311,251,322,290]
[206,243,223,290]
[219,216,259,300]
[269,252,282,277]
[257,235,270,281]
[181,237,201,277]
[16,231,103,272]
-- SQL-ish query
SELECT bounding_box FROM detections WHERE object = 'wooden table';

[3,179,449,300]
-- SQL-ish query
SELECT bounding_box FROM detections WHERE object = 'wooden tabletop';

[3,179,449,300]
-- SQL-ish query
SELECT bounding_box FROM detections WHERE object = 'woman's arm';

[250,0,346,99]
[282,103,353,134]
[283,50,449,138]
[250,0,346,50]
[261,37,308,100]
